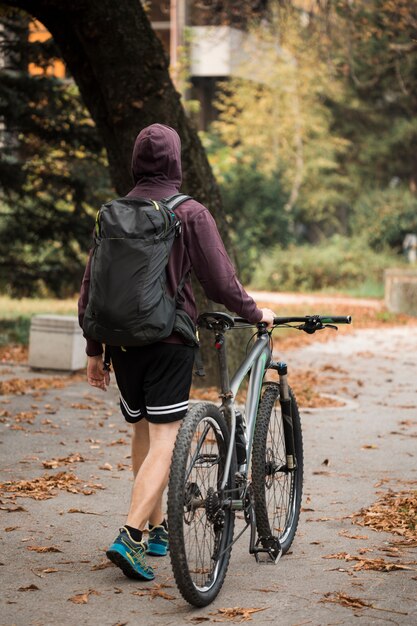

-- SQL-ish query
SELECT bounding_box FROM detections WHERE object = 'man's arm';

[186,208,274,324]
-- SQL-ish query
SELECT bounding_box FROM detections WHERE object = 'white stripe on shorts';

[120,395,141,418]
[146,400,188,415]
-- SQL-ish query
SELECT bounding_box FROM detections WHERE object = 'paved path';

[1,324,416,626]
[249,290,384,309]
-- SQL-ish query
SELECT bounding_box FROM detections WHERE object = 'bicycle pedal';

[253,537,282,564]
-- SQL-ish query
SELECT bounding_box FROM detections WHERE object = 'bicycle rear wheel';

[252,383,303,554]
[168,402,236,607]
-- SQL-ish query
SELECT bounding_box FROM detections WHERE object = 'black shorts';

[109,343,194,424]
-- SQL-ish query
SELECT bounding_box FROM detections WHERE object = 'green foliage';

[0,316,30,345]
[250,236,402,293]
[351,187,417,251]
[211,6,351,238]
[0,9,112,297]
[202,133,293,281]
[330,0,417,193]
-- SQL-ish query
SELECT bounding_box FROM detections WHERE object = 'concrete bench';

[28,315,87,371]
[385,269,417,317]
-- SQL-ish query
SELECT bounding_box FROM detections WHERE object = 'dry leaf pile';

[191,368,343,409]
[0,373,84,396]
[42,454,85,469]
[353,490,417,540]
[0,344,28,363]
[322,552,416,572]
[320,591,408,616]
[0,472,102,500]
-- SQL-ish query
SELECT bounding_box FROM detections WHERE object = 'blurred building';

[147,0,269,128]
[28,1,269,129]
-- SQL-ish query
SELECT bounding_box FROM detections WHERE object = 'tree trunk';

[2,0,244,384]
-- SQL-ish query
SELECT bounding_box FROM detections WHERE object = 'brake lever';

[323,323,338,331]
[298,316,339,334]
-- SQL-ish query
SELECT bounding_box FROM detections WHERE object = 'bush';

[351,187,417,252]
[250,236,403,294]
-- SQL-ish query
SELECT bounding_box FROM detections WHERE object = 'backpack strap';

[163,194,192,211]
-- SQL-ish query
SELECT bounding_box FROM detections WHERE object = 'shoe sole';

[106,548,155,581]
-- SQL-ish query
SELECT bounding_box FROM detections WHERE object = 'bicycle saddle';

[197,312,235,331]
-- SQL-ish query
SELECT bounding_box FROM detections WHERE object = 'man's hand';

[87,355,110,391]
[260,308,276,329]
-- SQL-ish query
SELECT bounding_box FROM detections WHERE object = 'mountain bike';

[167,312,352,607]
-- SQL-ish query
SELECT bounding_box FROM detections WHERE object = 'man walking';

[78,123,275,581]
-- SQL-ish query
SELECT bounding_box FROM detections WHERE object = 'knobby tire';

[168,402,236,607]
[252,383,303,553]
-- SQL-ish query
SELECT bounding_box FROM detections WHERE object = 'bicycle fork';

[271,361,297,471]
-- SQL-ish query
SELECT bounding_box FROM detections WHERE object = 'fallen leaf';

[208,607,267,623]
[91,560,113,571]
[66,508,103,516]
[322,552,351,560]
[13,411,38,424]
[99,463,113,471]
[131,582,175,601]
[361,444,379,450]
[320,592,371,609]
[18,584,40,591]
[338,530,369,540]
[68,589,100,604]
[70,403,94,410]
[108,438,127,446]
[42,454,85,469]
[42,568,58,574]
[27,546,62,553]
[320,591,408,615]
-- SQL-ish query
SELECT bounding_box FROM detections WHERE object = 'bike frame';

[215,328,272,491]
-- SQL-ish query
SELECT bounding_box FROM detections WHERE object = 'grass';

[0,296,78,346]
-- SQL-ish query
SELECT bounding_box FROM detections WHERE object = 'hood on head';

[131,123,182,188]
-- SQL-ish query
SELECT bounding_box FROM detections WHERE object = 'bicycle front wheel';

[252,383,303,553]
[168,402,236,607]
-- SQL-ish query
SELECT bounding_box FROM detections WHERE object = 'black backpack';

[83,194,197,347]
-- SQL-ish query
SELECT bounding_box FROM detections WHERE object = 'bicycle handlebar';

[234,315,352,326]
[198,312,352,333]
[275,315,351,325]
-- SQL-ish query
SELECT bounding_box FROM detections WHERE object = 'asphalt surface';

[1,324,416,626]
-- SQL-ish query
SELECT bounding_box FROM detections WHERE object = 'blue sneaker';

[106,527,155,580]
[147,523,169,556]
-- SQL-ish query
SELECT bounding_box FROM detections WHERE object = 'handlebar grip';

[320,315,352,324]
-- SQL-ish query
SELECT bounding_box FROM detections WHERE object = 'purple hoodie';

[78,124,262,355]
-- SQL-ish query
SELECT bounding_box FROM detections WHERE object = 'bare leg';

[131,420,149,477]
[130,420,165,527]
[126,420,180,530]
